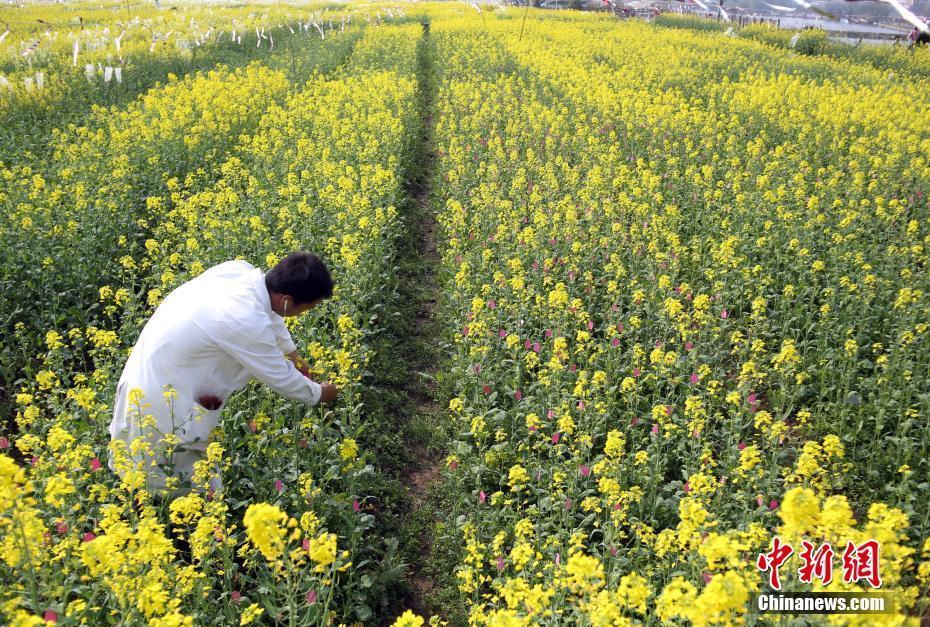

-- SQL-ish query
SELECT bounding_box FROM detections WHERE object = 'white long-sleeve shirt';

[108,260,321,476]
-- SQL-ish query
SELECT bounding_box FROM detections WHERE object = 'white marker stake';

[0,75,9,90]
[24,76,34,91]
[73,40,79,65]
[36,72,44,89]
[115,67,122,83]
[104,66,113,83]
[85,64,95,80]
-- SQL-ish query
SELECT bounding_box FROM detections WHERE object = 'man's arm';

[209,316,332,405]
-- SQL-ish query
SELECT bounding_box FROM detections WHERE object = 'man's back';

[107,253,331,495]
[121,260,266,411]
[108,260,276,491]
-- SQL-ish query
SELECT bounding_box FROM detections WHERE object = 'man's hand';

[319,382,338,404]
[196,394,223,411]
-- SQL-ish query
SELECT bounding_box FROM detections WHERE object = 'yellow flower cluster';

[243,502,291,563]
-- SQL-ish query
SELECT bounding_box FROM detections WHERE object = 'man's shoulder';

[200,260,271,334]
[193,259,258,286]
[210,259,256,274]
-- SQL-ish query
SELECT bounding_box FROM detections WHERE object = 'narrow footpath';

[366,20,448,621]
[397,21,444,617]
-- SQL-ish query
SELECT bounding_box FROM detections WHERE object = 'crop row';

[428,12,928,624]
[1,22,422,626]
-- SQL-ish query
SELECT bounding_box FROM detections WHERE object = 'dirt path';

[396,20,444,617]
[403,106,440,505]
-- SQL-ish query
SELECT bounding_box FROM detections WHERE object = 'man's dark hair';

[265,252,334,304]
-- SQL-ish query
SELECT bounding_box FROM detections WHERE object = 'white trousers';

[108,444,223,500]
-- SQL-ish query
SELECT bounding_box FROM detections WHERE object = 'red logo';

[757,538,881,590]
[798,540,834,585]
[841,540,882,588]
[757,536,794,590]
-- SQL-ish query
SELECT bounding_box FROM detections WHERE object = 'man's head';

[265,252,334,317]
